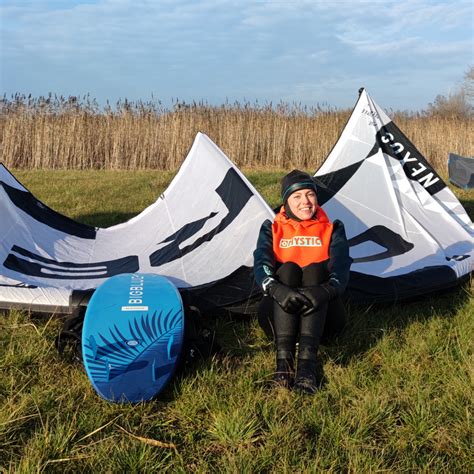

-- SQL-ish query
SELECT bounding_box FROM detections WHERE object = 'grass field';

[1,170,473,473]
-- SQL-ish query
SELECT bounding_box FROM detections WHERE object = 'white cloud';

[1,0,472,110]
[335,29,420,54]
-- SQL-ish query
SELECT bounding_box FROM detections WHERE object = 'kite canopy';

[315,88,473,302]
[0,133,273,313]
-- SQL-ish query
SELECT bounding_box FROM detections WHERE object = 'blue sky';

[1,0,473,110]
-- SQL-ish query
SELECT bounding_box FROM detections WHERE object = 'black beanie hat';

[281,169,317,203]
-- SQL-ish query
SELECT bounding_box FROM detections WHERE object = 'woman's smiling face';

[287,188,317,220]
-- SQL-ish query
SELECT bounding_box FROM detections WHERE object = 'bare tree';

[462,65,474,103]
[426,66,473,118]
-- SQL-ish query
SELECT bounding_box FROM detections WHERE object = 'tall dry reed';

[1,94,472,172]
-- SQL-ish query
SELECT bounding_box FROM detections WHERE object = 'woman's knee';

[276,262,302,286]
[301,262,329,286]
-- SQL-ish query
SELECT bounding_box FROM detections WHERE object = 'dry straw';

[1,94,472,172]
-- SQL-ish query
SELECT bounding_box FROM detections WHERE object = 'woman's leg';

[256,262,304,341]
[301,262,329,285]
[303,262,347,343]
[295,263,329,393]
[272,262,302,386]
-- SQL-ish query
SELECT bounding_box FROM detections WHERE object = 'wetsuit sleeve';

[253,219,276,288]
[327,219,352,296]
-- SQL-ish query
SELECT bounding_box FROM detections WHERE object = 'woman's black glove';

[299,284,337,315]
[266,280,311,314]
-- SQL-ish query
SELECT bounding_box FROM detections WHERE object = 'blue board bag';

[82,273,184,402]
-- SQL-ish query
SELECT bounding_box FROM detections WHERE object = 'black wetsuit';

[253,214,352,383]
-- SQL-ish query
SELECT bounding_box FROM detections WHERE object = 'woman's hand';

[267,280,311,313]
[298,284,337,314]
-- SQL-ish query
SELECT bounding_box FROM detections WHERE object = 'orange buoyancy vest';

[272,206,333,267]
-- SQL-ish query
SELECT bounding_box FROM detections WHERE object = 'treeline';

[0,94,472,171]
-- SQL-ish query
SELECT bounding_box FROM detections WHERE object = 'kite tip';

[358,87,365,96]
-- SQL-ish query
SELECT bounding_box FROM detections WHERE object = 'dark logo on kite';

[3,245,139,280]
[367,121,445,195]
[348,225,414,263]
[314,161,364,207]
[149,168,253,267]
[315,119,447,210]
[0,180,97,239]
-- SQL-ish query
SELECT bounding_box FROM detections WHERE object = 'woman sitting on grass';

[253,170,352,394]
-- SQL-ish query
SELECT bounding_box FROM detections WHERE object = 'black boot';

[294,301,327,394]
[273,351,295,388]
[294,335,325,394]
[294,357,325,394]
